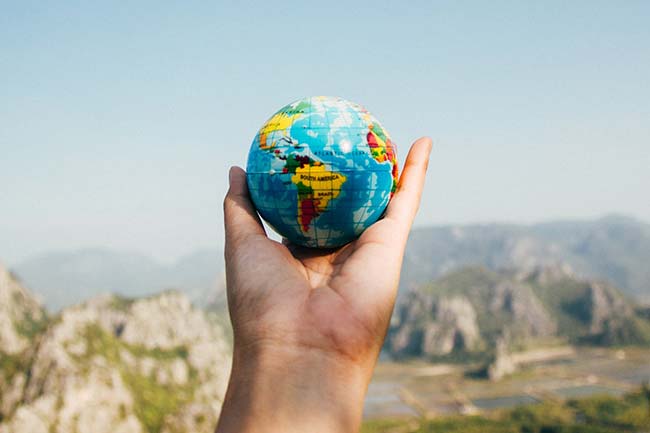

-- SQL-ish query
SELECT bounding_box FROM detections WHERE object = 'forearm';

[216,344,372,433]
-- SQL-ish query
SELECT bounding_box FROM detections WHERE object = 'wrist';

[216,342,372,433]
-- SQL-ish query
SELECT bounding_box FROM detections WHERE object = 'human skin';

[216,137,433,433]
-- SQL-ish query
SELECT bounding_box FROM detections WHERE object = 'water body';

[364,382,418,418]
[553,385,627,399]
[472,395,539,410]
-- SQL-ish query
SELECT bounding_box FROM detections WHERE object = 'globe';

[246,96,398,248]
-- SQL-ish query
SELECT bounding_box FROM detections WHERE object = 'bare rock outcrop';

[1,290,231,433]
[422,296,481,356]
[0,264,46,420]
[587,282,631,334]
[390,293,480,357]
[487,333,517,381]
[490,281,557,337]
[0,264,45,355]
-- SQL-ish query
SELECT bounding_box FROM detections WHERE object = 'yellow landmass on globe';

[258,110,302,149]
[291,164,347,233]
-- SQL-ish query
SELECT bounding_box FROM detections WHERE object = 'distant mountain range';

[7,215,650,311]
[400,214,650,302]
[11,248,225,311]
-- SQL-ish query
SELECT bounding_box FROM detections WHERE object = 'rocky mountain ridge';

[0,264,46,356]
[0,265,232,433]
[388,264,650,362]
[400,215,650,301]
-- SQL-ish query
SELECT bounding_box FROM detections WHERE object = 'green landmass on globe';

[246,96,399,248]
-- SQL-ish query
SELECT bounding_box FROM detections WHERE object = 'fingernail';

[228,166,236,185]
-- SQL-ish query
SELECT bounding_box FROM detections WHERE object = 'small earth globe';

[246,96,398,248]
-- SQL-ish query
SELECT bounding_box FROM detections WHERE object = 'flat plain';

[364,347,650,419]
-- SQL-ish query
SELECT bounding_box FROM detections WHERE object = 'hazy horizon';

[2,1,649,265]
[3,213,647,268]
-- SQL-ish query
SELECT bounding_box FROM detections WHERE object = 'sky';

[1,1,649,265]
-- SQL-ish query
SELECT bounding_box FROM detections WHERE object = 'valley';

[365,346,650,419]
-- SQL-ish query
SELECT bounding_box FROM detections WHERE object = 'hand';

[216,137,432,433]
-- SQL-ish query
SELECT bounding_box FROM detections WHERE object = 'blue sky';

[1,1,649,264]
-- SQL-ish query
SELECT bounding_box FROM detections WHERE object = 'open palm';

[224,137,432,367]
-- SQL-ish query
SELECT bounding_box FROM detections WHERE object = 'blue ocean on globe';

[246,96,399,248]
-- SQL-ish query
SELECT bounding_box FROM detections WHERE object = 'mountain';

[12,248,225,312]
[400,215,650,301]
[0,264,232,433]
[0,264,47,356]
[388,265,650,363]
[9,215,650,312]
[0,264,48,420]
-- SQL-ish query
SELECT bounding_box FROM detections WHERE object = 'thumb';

[223,166,266,247]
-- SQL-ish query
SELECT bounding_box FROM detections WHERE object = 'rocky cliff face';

[388,265,650,359]
[489,280,557,337]
[486,333,517,381]
[391,293,481,357]
[0,264,46,355]
[0,265,47,421]
[0,265,232,433]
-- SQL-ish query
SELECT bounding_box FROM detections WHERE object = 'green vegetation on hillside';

[76,324,200,433]
[637,307,650,321]
[421,266,502,298]
[109,295,136,312]
[13,313,48,340]
[393,265,650,362]
[363,417,520,433]
[528,275,650,346]
[361,389,650,433]
[124,369,195,433]
[0,351,29,383]
[527,277,592,338]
